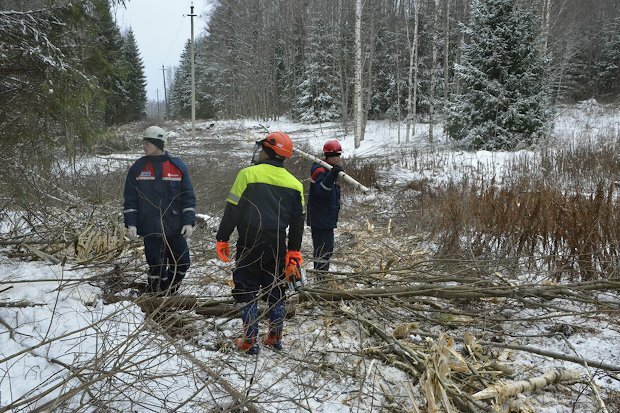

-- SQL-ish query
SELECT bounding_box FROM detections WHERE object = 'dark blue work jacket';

[123,152,196,237]
[307,163,341,229]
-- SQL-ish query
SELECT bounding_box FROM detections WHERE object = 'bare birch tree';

[336,0,352,135]
[354,0,364,148]
[405,0,420,143]
[443,0,450,105]
[362,0,380,138]
[540,0,552,56]
[396,39,402,144]
[428,0,439,143]
[454,0,469,96]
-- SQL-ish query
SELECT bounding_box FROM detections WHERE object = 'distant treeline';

[167,0,619,124]
[1,0,619,159]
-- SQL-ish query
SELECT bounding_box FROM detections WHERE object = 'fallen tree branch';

[339,306,491,412]
[414,331,620,372]
[339,304,426,372]
[24,244,61,264]
[0,315,17,339]
[47,357,99,406]
[146,317,263,413]
[103,294,296,318]
[560,334,610,413]
[472,369,581,400]
[0,286,13,294]
[300,280,620,303]
[0,300,47,308]
[0,237,75,246]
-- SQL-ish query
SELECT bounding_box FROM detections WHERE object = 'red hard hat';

[323,140,343,154]
[261,132,293,158]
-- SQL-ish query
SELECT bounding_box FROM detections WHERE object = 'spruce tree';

[194,36,216,119]
[88,0,126,125]
[168,40,193,119]
[369,23,408,120]
[293,17,340,123]
[446,0,551,150]
[119,29,147,122]
[368,24,392,119]
[598,17,620,100]
[0,4,101,161]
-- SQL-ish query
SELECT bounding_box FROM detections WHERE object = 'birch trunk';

[472,369,580,400]
[443,0,450,104]
[428,0,439,143]
[362,1,379,138]
[455,0,468,96]
[338,1,350,135]
[354,0,364,148]
[396,41,401,144]
[541,0,552,56]
[406,0,419,143]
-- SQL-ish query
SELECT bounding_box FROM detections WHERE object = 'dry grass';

[430,179,620,280]
[402,136,620,281]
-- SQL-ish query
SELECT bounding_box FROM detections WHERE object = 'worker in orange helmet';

[214,132,305,354]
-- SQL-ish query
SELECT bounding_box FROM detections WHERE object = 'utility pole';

[188,3,197,138]
[161,65,168,119]
[156,89,160,119]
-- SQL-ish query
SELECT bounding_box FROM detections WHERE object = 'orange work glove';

[284,250,303,282]
[215,241,231,262]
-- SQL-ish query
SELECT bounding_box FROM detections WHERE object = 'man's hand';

[181,225,193,238]
[216,241,231,262]
[284,250,303,282]
[330,164,344,179]
[126,226,138,240]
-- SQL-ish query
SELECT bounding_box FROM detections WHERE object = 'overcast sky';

[114,0,207,101]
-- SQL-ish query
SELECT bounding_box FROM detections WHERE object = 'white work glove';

[126,226,138,240]
[181,224,193,238]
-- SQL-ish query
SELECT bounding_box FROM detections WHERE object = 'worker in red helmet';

[307,139,344,278]
[214,132,304,355]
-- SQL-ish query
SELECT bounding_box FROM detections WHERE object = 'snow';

[2,105,620,411]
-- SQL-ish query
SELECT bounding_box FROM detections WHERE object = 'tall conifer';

[446,0,551,150]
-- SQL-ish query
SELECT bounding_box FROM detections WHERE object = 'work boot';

[235,337,259,355]
[236,302,259,354]
[264,301,284,350]
[263,331,283,350]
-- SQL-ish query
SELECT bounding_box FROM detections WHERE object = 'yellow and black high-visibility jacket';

[216,160,305,251]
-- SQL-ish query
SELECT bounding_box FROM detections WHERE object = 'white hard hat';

[143,126,166,142]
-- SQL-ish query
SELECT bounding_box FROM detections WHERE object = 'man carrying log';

[307,140,344,276]
[215,132,305,354]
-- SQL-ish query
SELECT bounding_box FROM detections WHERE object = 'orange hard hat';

[260,132,293,158]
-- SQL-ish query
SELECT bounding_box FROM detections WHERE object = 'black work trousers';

[311,227,334,272]
[143,234,190,294]
[232,227,286,305]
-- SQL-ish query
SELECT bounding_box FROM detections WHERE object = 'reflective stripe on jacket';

[123,152,196,237]
[307,162,340,229]
[216,160,305,251]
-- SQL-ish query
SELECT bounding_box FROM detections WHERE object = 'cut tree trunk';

[472,369,581,400]
[103,294,297,318]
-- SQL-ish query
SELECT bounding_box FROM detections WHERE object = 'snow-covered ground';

[2,105,620,412]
